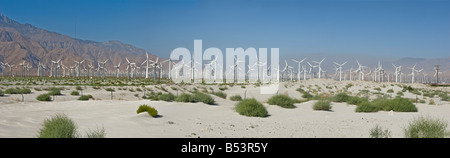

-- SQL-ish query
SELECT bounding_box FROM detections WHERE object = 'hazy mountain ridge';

[0,14,158,70]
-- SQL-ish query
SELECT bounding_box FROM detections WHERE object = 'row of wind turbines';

[278,57,442,84]
[0,54,445,84]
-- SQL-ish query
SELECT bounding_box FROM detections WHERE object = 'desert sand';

[0,79,449,138]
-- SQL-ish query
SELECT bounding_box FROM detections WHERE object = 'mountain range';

[0,14,158,72]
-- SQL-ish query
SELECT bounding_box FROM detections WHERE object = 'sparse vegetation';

[267,94,296,109]
[37,114,78,138]
[78,95,90,101]
[355,101,379,112]
[174,92,215,105]
[137,104,158,118]
[404,116,450,138]
[0,90,4,96]
[332,93,350,102]
[230,95,243,101]
[235,98,268,117]
[36,93,52,101]
[313,100,332,111]
[369,125,391,138]
[387,89,394,93]
[213,91,227,99]
[70,91,79,96]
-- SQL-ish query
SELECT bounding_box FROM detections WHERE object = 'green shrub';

[429,99,435,105]
[105,87,115,92]
[175,93,194,102]
[213,91,227,99]
[374,87,381,91]
[397,91,404,96]
[235,98,268,117]
[347,96,368,105]
[370,125,391,138]
[0,90,4,96]
[5,88,31,94]
[345,83,353,89]
[387,89,394,93]
[267,95,296,108]
[86,127,106,138]
[355,101,379,113]
[137,104,158,118]
[36,94,52,101]
[193,92,215,105]
[332,93,350,102]
[158,93,176,101]
[313,100,332,111]
[47,87,62,95]
[301,91,314,100]
[230,95,243,101]
[78,95,90,101]
[404,116,450,138]
[76,86,83,91]
[70,91,80,96]
[419,100,426,104]
[37,114,78,138]
[381,97,418,112]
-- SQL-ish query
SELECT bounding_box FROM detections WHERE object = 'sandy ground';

[0,79,449,138]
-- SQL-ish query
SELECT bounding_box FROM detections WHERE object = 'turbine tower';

[333,61,348,81]
[74,60,85,79]
[292,58,306,81]
[392,63,402,83]
[407,64,417,83]
[114,62,121,78]
[312,57,326,79]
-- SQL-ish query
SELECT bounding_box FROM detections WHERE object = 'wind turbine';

[125,58,132,80]
[333,61,348,81]
[407,64,417,83]
[114,62,121,78]
[292,58,306,81]
[0,61,6,78]
[74,59,84,79]
[312,57,326,79]
[98,59,108,79]
[392,63,402,83]
[141,51,152,79]
[355,60,366,81]
[19,61,26,78]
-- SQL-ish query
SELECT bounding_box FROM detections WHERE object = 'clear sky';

[0,0,449,60]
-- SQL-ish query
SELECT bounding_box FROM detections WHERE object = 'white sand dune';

[0,79,449,138]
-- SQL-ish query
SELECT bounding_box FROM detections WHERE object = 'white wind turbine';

[292,58,306,81]
[125,58,132,80]
[407,64,417,83]
[114,62,121,78]
[98,59,109,79]
[355,60,366,80]
[392,63,402,83]
[333,61,348,81]
[312,57,326,79]
[141,51,152,79]
[0,61,6,78]
[74,59,84,79]
[375,61,384,82]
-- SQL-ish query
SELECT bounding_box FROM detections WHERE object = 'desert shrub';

[332,93,350,102]
[218,87,228,91]
[34,88,42,91]
[429,99,435,105]
[175,93,194,102]
[78,95,90,101]
[5,88,31,94]
[370,125,391,138]
[355,101,379,113]
[158,93,176,101]
[347,96,368,105]
[404,116,450,138]
[230,95,243,101]
[313,100,332,111]
[47,87,62,96]
[75,86,83,91]
[301,91,314,100]
[213,91,227,99]
[36,94,52,101]
[0,90,4,96]
[193,92,215,105]
[87,94,93,98]
[345,83,353,89]
[387,89,394,93]
[136,88,142,92]
[105,87,115,92]
[374,87,381,91]
[137,104,158,118]
[86,127,106,138]
[381,97,418,112]
[419,100,426,104]
[37,114,78,138]
[267,94,296,108]
[70,91,79,96]
[235,98,268,117]
[397,91,404,96]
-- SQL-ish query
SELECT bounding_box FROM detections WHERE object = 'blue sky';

[1,0,449,60]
